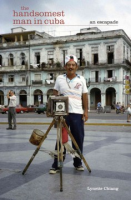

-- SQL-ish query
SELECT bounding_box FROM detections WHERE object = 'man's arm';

[7,91,10,99]
[82,93,88,122]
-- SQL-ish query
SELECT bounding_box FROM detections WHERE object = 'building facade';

[0,27,131,110]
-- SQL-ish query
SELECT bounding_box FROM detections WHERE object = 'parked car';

[0,105,28,114]
[36,104,46,114]
[26,105,36,112]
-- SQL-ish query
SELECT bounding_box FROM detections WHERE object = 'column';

[101,92,106,107]
[15,35,17,42]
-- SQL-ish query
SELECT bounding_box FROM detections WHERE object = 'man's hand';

[82,110,88,122]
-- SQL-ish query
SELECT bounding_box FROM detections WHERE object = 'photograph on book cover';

[0,0,131,200]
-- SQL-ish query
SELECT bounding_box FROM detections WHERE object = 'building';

[0,27,131,109]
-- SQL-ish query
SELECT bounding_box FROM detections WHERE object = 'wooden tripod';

[22,116,91,192]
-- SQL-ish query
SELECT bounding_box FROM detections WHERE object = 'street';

[0,110,127,120]
[0,117,131,200]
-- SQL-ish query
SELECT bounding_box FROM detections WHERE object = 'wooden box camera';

[46,96,68,117]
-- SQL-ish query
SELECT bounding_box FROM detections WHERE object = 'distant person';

[6,90,17,130]
[127,103,131,122]
[121,104,125,114]
[97,102,101,108]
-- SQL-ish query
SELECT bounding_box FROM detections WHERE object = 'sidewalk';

[0,117,130,126]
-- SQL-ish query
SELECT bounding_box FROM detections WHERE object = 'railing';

[0,41,27,47]
[0,65,27,71]
[0,82,4,86]
[32,80,43,85]
[5,82,15,86]
[86,59,131,66]
[89,77,101,83]
[45,79,55,86]
[104,76,117,82]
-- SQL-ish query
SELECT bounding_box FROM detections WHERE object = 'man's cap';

[65,55,77,64]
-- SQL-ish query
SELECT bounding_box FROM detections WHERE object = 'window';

[47,51,54,65]
[107,70,115,78]
[34,74,41,81]
[20,75,26,82]
[76,49,82,66]
[0,75,3,82]
[91,46,99,65]
[62,50,67,66]
[91,71,100,82]
[49,73,54,80]
[0,55,2,66]
[107,45,114,64]
[8,53,14,66]
[20,53,25,65]
[8,75,14,82]
[35,52,40,65]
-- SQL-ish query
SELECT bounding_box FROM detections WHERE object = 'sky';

[0,0,131,38]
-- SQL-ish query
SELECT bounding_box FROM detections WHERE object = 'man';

[6,90,17,130]
[97,102,101,108]
[127,103,131,122]
[49,55,88,174]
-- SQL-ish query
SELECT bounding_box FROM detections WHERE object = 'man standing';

[49,55,88,174]
[127,103,131,122]
[6,90,17,130]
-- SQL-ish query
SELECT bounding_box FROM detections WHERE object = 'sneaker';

[6,127,12,130]
[75,165,84,171]
[12,127,16,130]
[49,168,60,174]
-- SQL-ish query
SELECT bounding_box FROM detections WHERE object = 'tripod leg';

[59,119,63,192]
[22,147,39,175]
[57,118,63,192]
[63,120,91,173]
[22,119,55,175]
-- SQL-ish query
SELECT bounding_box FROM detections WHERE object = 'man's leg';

[127,112,130,122]
[11,108,16,128]
[67,114,84,168]
[8,108,12,128]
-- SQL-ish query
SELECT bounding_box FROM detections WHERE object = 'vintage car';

[0,105,28,114]
[26,105,36,112]
[36,104,46,114]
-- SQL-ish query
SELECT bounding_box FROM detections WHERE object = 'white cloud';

[0,0,131,38]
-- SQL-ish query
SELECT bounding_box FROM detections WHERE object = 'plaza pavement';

[0,116,131,200]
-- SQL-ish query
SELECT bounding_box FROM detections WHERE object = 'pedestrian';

[127,103,131,122]
[6,90,17,130]
[49,55,88,174]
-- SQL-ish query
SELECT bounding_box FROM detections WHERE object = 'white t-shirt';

[127,106,131,114]
[9,95,17,107]
[54,74,88,114]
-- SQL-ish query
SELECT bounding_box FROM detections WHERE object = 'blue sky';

[0,0,131,38]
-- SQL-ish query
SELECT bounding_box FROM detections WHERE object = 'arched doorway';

[19,90,27,107]
[34,89,43,105]
[0,90,4,105]
[106,87,116,109]
[90,88,101,109]
[47,89,53,100]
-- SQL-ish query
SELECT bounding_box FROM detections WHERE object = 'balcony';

[0,65,27,72]
[18,81,26,86]
[89,77,101,83]
[0,41,27,48]
[104,76,117,82]
[32,80,43,85]
[5,82,15,86]
[45,79,55,86]
[0,82,4,87]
